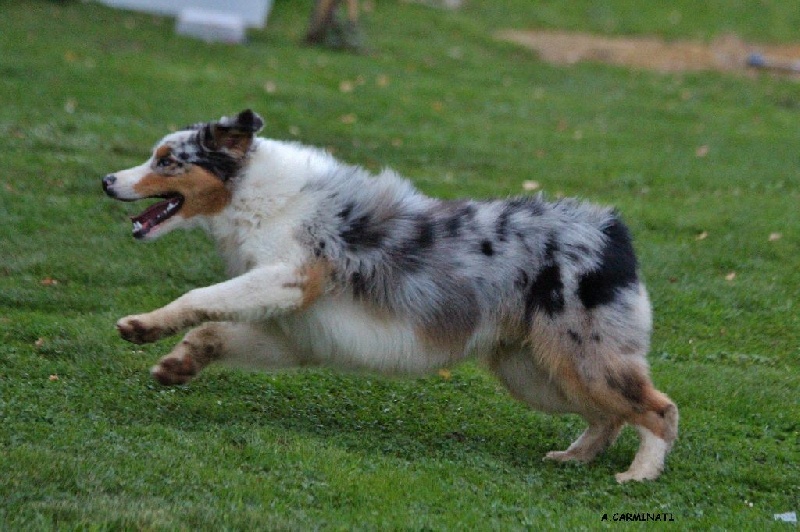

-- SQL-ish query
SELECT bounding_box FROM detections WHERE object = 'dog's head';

[102,109,264,240]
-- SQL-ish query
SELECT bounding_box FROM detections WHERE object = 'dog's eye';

[156,156,173,168]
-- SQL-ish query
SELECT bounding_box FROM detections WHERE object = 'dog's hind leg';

[151,321,305,385]
[490,348,624,464]
[614,388,678,483]
[523,310,678,481]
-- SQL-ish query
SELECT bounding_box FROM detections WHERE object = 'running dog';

[102,109,678,482]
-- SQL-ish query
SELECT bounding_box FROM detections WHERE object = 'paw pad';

[151,355,197,386]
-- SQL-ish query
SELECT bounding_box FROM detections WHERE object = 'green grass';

[1,0,799,529]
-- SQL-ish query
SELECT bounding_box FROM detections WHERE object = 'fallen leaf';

[35,338,45,348]
[696,145,709,157]
[725,272,736,281]
[40,277,59,286]
[339,80,354,93]
[448,46,463,60]
[263,81,277,94]
[768,232,782,242]
[522,180,540,191]
[438,368,452,380]
[49,374,59,381]
[431,101,443,112]
[696,231,708,240]
[340,113,357,124]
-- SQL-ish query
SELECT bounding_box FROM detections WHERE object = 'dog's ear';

[203,109,265,157]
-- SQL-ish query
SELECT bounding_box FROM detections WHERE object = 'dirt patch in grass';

[496,30,800,76]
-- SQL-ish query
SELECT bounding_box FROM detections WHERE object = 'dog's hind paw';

[116,315,165,344]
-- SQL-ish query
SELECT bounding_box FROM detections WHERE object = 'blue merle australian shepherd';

[102,110,678,482]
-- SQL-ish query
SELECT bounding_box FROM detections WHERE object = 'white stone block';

[176,8,246,43]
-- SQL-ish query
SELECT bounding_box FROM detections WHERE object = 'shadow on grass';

[136,367,639,477]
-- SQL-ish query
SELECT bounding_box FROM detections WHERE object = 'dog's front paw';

[116,315,165,344]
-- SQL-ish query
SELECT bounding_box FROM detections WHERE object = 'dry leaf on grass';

[768,232,782,241]
[522,180,541,191]
[725,272,736,281]
[696,231,708,240]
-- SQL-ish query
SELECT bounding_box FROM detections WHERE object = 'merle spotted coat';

[103,110,678,482]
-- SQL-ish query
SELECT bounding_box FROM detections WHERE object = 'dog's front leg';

[116,262,327,344]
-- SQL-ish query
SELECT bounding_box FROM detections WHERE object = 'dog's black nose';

[102,174,117,196]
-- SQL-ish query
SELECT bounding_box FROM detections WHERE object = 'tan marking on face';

[155,145,171,159]
[132,166,231,219]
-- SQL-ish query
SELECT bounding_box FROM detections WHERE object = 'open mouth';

[130,194,184,239]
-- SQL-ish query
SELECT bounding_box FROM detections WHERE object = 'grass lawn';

[1,0,798,529]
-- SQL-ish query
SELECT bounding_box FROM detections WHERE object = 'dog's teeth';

[132,221,143,232]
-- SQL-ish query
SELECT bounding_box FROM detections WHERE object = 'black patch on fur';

[567,330,583,345]
[515,268,529,289]
[443,203,476,238]
[391,218,436,273]
[606,370,644,405]
[496,208,511,242]
[445,215,462,238]
[338,203,354,220]
[577,216,639,309]
[591,333,602,343]
[350,271,367,298]
[189,127,244,181]
[341,213,386,250]
[416,218,435,249]
[525,239,564,321]
[481,240,494,256]
[193,150,241,180]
